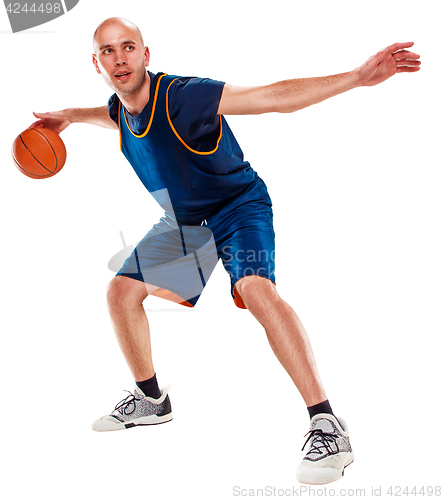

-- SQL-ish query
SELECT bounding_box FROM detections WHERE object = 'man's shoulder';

[168,74,225,90]
[167,74,226,112]
[107,93,119,124]
[108,92,118,107]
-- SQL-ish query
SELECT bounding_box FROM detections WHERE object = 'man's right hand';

[29,110,72,134]
[28,107,118,132]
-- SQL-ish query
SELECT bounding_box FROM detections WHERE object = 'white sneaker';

[92,385,173,432]
[296,413,354,485]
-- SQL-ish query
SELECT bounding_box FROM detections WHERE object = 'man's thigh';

[210,199,276,309]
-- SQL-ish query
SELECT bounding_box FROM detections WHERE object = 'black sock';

[307,399,334,419]
[136,373,162,399]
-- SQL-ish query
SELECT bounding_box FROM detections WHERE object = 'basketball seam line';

[11,151,52,178]
[30,128,59,171]
[20,129,59,173]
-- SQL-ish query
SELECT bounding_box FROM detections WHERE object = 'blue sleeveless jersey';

[118,73,259,225]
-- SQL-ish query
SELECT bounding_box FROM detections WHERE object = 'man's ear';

[92,54,101,74]
[144,46,151,67]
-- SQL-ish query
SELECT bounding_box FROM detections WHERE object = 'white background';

[1,1,441,498]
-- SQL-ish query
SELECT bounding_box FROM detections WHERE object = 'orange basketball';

[12,126,67,179]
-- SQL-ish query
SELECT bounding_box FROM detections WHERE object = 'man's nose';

[115,52,127,66]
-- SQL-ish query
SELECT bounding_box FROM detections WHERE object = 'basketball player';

[32,17,420,485]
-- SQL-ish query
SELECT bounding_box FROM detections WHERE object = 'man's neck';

[118,71,151,117]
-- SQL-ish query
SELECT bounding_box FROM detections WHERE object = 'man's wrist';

[349,68,364,89]
[63,108,75,124]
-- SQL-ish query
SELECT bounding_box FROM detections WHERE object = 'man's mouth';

[115,72,132,82]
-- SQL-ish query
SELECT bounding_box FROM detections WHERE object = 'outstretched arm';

[218,42,421,115]
[30,106,118,133]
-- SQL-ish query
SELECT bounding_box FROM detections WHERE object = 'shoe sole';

[297,450,354,485]
[92,412,173,432]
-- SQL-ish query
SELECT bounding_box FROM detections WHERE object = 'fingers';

[27,120,44,129]
[379,44,421,73]
[371,43,419,63]
[397,61,421,70]
[397,66,421,73]
[387,41,415,53]
[33,111,53,118]
[393,50,420,61]
[392,49,421,71]
[30,112,47,129]
[30,112,55,129]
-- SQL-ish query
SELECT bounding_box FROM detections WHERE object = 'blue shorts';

[116,177,275,308]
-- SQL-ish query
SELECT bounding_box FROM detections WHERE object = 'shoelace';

[114,390,142,416]
[301,428,338,456]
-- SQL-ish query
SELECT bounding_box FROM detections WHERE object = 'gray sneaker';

[296,413,354,484]
[92,385,173,432]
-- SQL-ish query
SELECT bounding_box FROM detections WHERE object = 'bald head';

[93,17,144,54]
[92,16,150,101]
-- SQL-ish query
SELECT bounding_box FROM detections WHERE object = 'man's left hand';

[356,42,421,87]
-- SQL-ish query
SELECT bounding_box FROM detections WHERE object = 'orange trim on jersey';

[119,73,168,141]
[165,78,223,155]
[118,100,122,152]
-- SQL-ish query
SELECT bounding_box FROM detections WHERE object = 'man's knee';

[106,276,149,310]
[235,275,277,308]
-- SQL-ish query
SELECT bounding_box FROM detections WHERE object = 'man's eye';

[125,46,134,51]
[104,49,112,54]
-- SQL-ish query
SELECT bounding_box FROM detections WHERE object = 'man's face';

[92,21,150,96]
